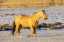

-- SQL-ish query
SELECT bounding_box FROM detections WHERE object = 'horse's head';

[38,10,48,20]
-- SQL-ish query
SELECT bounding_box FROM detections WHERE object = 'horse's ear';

[34,12,37,14]
[42,10,45,12]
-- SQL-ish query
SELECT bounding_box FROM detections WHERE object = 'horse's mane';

[30,10,45,15]
[29,12,37,16]
[41,10,46,14]
[42,10,45,12]
[18,10,45,18]
[19,14,26,16]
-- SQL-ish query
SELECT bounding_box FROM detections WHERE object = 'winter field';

[0,6,64,42]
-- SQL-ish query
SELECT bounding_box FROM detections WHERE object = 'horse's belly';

[22,24,29,27]
[20,21,29,27]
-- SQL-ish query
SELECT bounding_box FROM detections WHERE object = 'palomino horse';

[11,10,48,37]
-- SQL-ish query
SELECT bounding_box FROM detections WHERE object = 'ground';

[0,29,64,42]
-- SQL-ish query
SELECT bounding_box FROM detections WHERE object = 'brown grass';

[0,0,64,8]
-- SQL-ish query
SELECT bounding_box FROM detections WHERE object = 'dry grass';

[0,0,64,8]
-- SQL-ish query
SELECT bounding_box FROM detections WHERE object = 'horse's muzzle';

[45,18,48,20]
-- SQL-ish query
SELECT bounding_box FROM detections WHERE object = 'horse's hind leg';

[11,26,15,35]
[15,24,20,37]
[18,25,22,34]
[11,23,16,36]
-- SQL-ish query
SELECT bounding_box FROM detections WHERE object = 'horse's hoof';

[28,35,30,37]
[28,34,31,37]
[19,36,22,38]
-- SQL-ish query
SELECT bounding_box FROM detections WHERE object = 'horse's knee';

[32,28,36,34]
[16,26,20,36]
[33,28,36,37]
[16,31,19,36]
[16,29,19,34]
[33,34,36,37]
[11,28,15,35]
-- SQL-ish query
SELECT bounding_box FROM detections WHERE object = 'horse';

[11,10,48,37]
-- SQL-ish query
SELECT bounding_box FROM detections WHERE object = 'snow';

[0,29,64,42]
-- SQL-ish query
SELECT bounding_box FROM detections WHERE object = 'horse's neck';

[32,13,40,22]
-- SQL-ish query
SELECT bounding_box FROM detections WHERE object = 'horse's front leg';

[28,26,36,37]
[33,27,36,37]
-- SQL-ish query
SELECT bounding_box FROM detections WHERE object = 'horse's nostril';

[45,18,48,20]
[47,18,48,19]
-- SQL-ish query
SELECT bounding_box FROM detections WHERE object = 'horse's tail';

[11,20,16,36]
